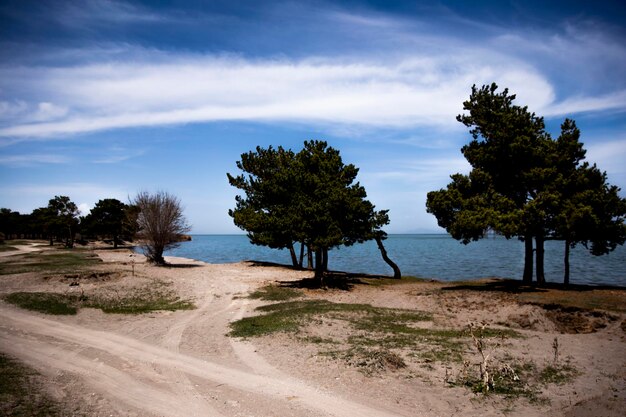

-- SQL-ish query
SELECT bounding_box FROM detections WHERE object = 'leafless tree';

[133,191,190,265]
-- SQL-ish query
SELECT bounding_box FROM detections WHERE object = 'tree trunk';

[113,235,119,249]
[314,249,324,286]
[535,235,545,286]
[375,235,401,279]
[306,245,313,270]
[298,242,305,268]
[563,240,570,286]
[288,243,298,267]
[523,236,533,284]
[322,248,329,272]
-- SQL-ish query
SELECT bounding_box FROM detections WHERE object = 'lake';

[161,234,626,286]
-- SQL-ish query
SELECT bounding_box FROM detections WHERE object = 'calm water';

[162,234,626,286]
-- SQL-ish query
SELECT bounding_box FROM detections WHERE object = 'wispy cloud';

[0,52,556,139]
[0,153,70,166]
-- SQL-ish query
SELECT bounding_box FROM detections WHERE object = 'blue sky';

[1,0,625,233]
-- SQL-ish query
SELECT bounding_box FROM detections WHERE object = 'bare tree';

[133,191,190,265]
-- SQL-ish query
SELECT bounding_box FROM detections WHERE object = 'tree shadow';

[244,260,398,290]
[161,263,203,269]
[441,278,626,294]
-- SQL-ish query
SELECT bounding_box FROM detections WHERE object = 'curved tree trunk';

[535,235,545,286]
[375,235,401,279]
[523,235,533,284]
[563,240,570,286]
[288,243,298,267]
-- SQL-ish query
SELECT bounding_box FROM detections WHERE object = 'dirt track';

[0,251,409,417]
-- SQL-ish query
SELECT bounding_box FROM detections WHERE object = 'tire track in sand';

[160,291,226,417]
[0,306,408,417]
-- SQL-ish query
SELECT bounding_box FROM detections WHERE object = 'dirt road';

[0,252,410,417]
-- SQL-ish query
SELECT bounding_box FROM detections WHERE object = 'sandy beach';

[1,243,625,417]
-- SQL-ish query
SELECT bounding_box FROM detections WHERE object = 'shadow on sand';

[245,260,393,291]
[441,278,626,294]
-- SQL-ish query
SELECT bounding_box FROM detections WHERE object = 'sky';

[1,0,625,234]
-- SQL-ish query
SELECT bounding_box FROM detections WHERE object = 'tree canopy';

[427,83,626,285]
[82,198,131,248]
[228,140,399,281]
[47,196,80,248]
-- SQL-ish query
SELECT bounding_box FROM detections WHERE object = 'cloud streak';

[0,51,582,139]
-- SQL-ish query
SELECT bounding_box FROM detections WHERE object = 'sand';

[0,244,624,416]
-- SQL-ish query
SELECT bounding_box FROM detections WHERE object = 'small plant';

[467,322,495,392]
[552,337,559,365]
[343,347,407,375]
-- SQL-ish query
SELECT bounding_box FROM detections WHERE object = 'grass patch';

[0,353,64,416]
[4,292,78,315]
[3,286,194,315]
[539,363,579,385]
[230,298,520,368]
[88,291,194,314]
[248,285,303,301]
[0,245,18,252]
[0,250,102,275]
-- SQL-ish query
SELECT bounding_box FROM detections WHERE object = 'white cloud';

[0,154,70,166]
[0,52,556,138]
[542,90,626,117]
[585,138,626,181]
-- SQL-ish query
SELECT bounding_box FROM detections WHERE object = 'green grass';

[0,245,18,252]
[0,353,64,416]
[87,291,195,314]
[230,298,520,366]
[0,250,102,275]
[248,285,303,301]
[3,287,194,315]
[4,292,79,315]
[539,363,579,385]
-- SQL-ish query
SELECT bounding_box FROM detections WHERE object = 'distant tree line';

[1,192,188,265]
[0,196,138,248]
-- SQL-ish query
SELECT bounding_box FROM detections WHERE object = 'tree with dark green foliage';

[426,83,626,285]
[47,196,80,248]
[82,198,129,248]
[227,145,302,265]
[228,140,399,282]
[546,119,626,284]
[0,208,25,240]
